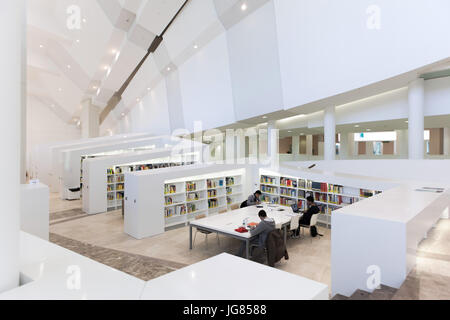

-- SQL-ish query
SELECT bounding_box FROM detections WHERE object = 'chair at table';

[230,203,240,211]
[299,214,321,242]
[193,214,220,248]
[289,215,300,238]
[240,200,248,208]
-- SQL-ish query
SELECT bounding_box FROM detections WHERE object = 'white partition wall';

[124,164,251,239]
[61,136,206,194]
[82,143,202,215]
[0,0,25,293]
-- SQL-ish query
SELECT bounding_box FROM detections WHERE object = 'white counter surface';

[141,253,329,300]
[0,232,146,300]
[335,184,449,223]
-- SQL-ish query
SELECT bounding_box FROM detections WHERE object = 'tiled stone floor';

[50,233,187,281]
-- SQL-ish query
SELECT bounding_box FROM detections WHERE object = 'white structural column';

[236,129,246,164]
[225,129,235,164]
[408,79,425,159]
[324,106,336,160]
[267,121,279,168]
[292,136,300,160]
[339,133,348,160]
[0,0,25,293]
[81,99,100,139]
[395,129,408,158]
[444,128,450,157]
[306,135,313,158]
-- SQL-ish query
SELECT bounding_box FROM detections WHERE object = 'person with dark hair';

[294,196,320,237]
[247,190,262,206]
[237,210,275,257]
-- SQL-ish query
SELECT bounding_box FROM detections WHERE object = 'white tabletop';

[335,184,449,223]
[190,204,297,238]
[0,232,146,300]
[141,253,328,300]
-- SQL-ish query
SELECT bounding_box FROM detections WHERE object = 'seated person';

[238,210,275,257]
[247,190,262,206]
[293,196,320,237]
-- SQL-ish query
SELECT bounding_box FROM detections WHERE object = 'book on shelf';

[208,198,219,209]
[260,175,276,185]
[226,177,235,186]
[186,182,197,192]
[280,187,296,197]
[187,192,200,201]
[280,177,297,188]
[328,184,344,194]
[261,185,277,194]
[207,189,217,198]
[164,184,177,194]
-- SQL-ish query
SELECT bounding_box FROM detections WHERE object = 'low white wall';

[283,159,450,184]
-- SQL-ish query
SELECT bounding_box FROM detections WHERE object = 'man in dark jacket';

[247,190,262,206]
[294,196,320,237]
[237,210,275,257]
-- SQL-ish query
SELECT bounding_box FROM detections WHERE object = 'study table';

[141,253,329,300]
[189,204,298,259]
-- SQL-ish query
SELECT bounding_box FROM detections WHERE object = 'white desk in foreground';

[189,204,297,259]
[332,184,450,297]
[141,253,328,300]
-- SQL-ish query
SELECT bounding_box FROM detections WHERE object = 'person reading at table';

[247,190,262,206]
[293,196,320,237]
[237,210,275,257]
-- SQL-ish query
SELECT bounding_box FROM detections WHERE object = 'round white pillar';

[443,128,450,157]
[339,132,348,160]
[395,129,408,158]
[324,106,336,160]
[267,121,279,168]
[0,0,25,293]
[408,79,425,159]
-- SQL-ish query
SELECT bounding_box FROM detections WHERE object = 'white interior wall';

[179,33,235,132]
[274,0,450,109]
[226,1,284,121]
[128,80,171,135]
[27,96,81,175]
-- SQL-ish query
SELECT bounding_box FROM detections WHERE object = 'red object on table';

[234,227,248,233]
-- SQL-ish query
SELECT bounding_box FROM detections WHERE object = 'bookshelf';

[260,173,382,228]
[106,160,195,211]
[164,173,244,228]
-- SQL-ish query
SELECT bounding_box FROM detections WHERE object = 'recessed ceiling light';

[167,67,171,71]
[367,129,371,131]
[241,3,247,11]
[92,86,97,89]
[103,65,109,70]
[405,120,409,123]
[58,88,62,92]
[111,49,117,54]
[75,39,80,43]
[136,98,140,102]
[39,44,44,49]
[193,44,198,49]
[121,113,125,117]
[67,64,71,69]
[288,131,292,133]
[262,116,268,119]
[82,18,87,23]
[354,125,360,128]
